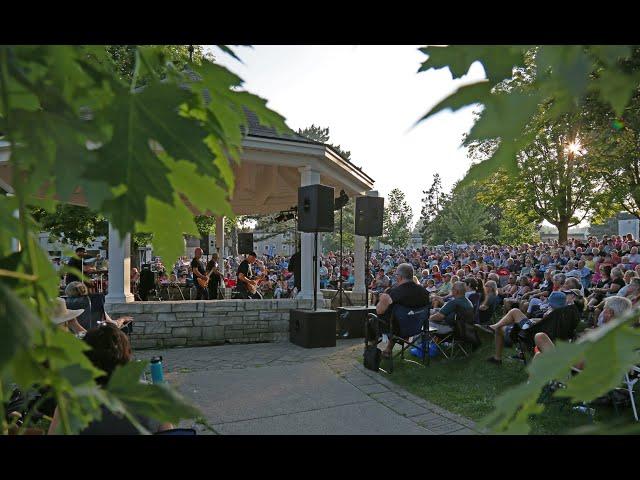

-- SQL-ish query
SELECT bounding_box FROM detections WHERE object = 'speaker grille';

[238,232,254,254]
[297,184,335,232]
[355,196,384,237]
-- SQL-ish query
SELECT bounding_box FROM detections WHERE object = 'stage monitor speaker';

[289,309,337,348]
[297,184,335,233]
[336,306,377,339]
[238,232,254,254]
[355,196,384,237]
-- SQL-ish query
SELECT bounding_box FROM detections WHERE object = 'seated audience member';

[424,278,437,293]
[370,270,391,304]
[477,291,568,365]
[65,281,132,331]
[479,280,499,324]
[533,296,633,364]
[48,324,174,435]
[51,297,87,337]
[429,281,480,349]
[498,274,518,300]
[503,276,531,311]
[587,266,621,311]
[374,263,430,359]
[435,273,452,297]
[617,270,638,297]
[274,275,289,299]
[523,272,564,315]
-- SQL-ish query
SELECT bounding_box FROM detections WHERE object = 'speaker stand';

[365,236,370,308]
[329,206,352,307]
[313,231,318,311]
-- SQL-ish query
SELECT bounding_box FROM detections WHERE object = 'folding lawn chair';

[365,303,435,373]
[615,365,640,421]
[430,313,480,359]
[513,305,580,365]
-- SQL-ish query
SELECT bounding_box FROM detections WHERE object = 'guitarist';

[236,251,262,299]
[206,252,224,300]
[191,247,209,300]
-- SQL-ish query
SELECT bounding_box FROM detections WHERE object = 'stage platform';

[107,298,331,349]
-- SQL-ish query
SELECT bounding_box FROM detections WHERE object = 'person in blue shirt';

[577,259,592,290]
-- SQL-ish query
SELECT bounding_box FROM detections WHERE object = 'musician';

[206,252,224,300]
[66,247,96,286]
[236,251,262,299]
[191,247,209,300]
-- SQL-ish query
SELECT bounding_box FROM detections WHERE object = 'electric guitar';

[196,263,222,289]
[246,261,268,295]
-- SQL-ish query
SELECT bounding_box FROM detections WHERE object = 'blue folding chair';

[366,303,434,373]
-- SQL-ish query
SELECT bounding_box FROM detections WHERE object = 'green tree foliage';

[31,204,108,246]
[297,124,330,143]
[417,45,638,184]
[476,171,540,245]
[106,45,210,83]
[584,48,640,220]
[424,183,490,244]
[0,45,286,434]
[194,215,216,237]
[466,110,610,243]
[442,184,489,242]
[382,188,413,248]
[297,124,351,160]
[419,173,446,242]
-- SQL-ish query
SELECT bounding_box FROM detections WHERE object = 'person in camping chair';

[375,263,430,359]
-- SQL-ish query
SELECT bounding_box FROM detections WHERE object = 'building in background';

[589,212,638,239]
[538,226,589,242]
[37,232,106,260]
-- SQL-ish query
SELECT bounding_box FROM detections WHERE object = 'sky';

[207,45,487,228]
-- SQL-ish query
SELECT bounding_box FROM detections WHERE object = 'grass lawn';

[380,339,636,434]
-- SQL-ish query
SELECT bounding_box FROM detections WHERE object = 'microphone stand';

[313,232,318,311]
[330,205,352,307]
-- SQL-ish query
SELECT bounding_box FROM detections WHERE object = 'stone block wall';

[107,298,331,350]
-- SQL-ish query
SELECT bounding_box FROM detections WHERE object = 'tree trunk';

[557,219,569,245]
[230,225,238,257]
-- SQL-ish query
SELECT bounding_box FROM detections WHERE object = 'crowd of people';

[362,234,640,367]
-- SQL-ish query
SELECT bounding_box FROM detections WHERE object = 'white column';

[215,215,225,276]
[352,235,366,294]
[352,190,378,296]
[297,167,321,300]
[105,223,134,305]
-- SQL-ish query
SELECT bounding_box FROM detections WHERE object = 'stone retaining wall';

[107,298,331,349]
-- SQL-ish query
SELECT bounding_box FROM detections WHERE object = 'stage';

[107,298,332,349]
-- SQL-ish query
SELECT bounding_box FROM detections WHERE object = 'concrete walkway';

[136,339,479,435]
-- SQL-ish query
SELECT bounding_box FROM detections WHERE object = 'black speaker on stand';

[290,184,337,348]
[238,232,254,255]
[355,196,384,308]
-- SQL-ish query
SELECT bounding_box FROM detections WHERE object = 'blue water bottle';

[150,356,165,384]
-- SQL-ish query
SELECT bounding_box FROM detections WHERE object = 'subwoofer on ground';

[336,306,377,339]
[289,309,337,348]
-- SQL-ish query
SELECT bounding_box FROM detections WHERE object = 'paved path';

[136,340,479,435]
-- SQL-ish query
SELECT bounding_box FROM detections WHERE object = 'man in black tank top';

[376,263,430,357]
